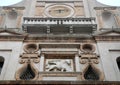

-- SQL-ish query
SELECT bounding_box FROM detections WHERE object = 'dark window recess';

[20,64,35,80]
[0,57,4,74]
[117,57,120,71]
[84,65,99,80]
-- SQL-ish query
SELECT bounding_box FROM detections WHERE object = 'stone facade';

[0,0,120,84]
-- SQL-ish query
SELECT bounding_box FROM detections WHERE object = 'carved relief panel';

[44,55,75,72]
[45,59,74,72]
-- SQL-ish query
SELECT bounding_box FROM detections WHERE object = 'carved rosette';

[15,43,40,80]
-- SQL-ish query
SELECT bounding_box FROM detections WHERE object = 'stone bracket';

[80,53,99,64]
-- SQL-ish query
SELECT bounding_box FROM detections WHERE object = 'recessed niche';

[20,64,35,80]
[81,44,95,53]
[84,65,99,80]
[102,11,112,20]
[15,63,39,80]
[24,43,38,53]
[81,64,104,81]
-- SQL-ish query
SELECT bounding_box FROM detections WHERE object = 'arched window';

[0,56,4,74]
[116,57,120,71]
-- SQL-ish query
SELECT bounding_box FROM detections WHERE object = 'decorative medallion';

[44,4,75,18]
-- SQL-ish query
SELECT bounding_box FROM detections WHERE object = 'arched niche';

[116,57,120,71]
[102,11,117,28]
[15,62,39,80]
[0,56,4,74]
[81,64,104,81]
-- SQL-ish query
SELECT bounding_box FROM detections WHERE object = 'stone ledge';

[0,81,120,85]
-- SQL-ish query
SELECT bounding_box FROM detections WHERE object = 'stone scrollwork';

[80,59,88,64]
[45,59,73,72]
[19,53,40,64]
[80,52,104,81]
[80,53,99,64]
[15,43,40,80]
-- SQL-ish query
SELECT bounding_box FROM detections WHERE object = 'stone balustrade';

[23,17,97,34]
[23,17,96,26]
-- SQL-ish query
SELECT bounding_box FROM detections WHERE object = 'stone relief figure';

[46,59,73,72]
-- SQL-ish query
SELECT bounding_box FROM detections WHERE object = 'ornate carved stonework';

[15,43,40,80]
[45,59,73,72]
[80,53,99,64]
[79,43,104,81]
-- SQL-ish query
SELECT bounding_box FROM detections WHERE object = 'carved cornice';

[94,36,120,41]
[2,7,25,10]
[94,7,117,10]
[93,29,120,41]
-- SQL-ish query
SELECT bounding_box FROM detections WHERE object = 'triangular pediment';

[104,32,120,36]
[94,29,120,36]
[0,29,24,36]
[100,31,120,36]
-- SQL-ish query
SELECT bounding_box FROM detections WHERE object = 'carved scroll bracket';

[19,53,40,64]
[80,53,99,64]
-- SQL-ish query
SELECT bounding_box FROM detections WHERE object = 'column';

[39,54,45,72]
[75,54,80,72]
